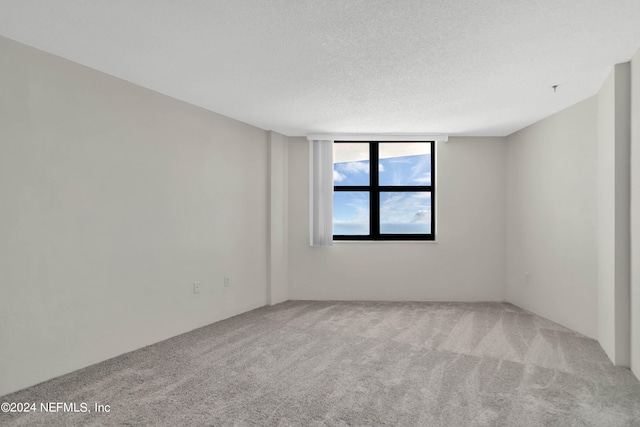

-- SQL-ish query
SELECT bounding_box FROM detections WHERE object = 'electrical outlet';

[224,276,230,287]
[193,282,200,294]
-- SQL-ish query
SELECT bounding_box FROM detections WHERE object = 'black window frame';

[333,140,435,241]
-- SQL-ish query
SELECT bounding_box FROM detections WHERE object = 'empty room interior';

[2,1,640,425]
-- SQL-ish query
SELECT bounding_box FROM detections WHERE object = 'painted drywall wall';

[287,137,506,302]
[597,64,631,365]
[631,49,640,376]
[268,131,289,305]
[0,37,268,396]
[505,97,598,339]
[598,71,618,354]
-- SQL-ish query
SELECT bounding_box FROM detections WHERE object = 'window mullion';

[370,142,380,238]
[431,140,436,239]
[334,186,370,192]
[378,186,432,192]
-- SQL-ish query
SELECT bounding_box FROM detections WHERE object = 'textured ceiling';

[1,1,640,137]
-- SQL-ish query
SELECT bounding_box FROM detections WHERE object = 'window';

[333,141,435,241]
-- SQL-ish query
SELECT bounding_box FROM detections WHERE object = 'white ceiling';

[2,1,640,137]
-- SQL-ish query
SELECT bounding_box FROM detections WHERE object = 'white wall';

[598,71,618,353]
[631,48,640,376]
[287,137,506,302]
[505,97,599,339]
[0,37,269,396]
[268,131,289,305]
[597,64,631,365]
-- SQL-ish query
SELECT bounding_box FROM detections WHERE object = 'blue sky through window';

[333,143,431,235]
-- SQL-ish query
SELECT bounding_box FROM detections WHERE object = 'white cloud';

[412,210,430,223]
[380,193,430,223]
[334,192,369,223]
[337,161,369,174]
[412,192,431,199]
[333,170,346,182]
[354,207,368,222]
[413,174,431,184]
[379,163,385,172]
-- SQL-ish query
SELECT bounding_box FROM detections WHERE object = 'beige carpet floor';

[1,301,639,426]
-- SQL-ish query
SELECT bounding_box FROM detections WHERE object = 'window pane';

[333,192,369,235]
[333,143,370,186]
[380,192,431,234]
[378,142,431,186]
